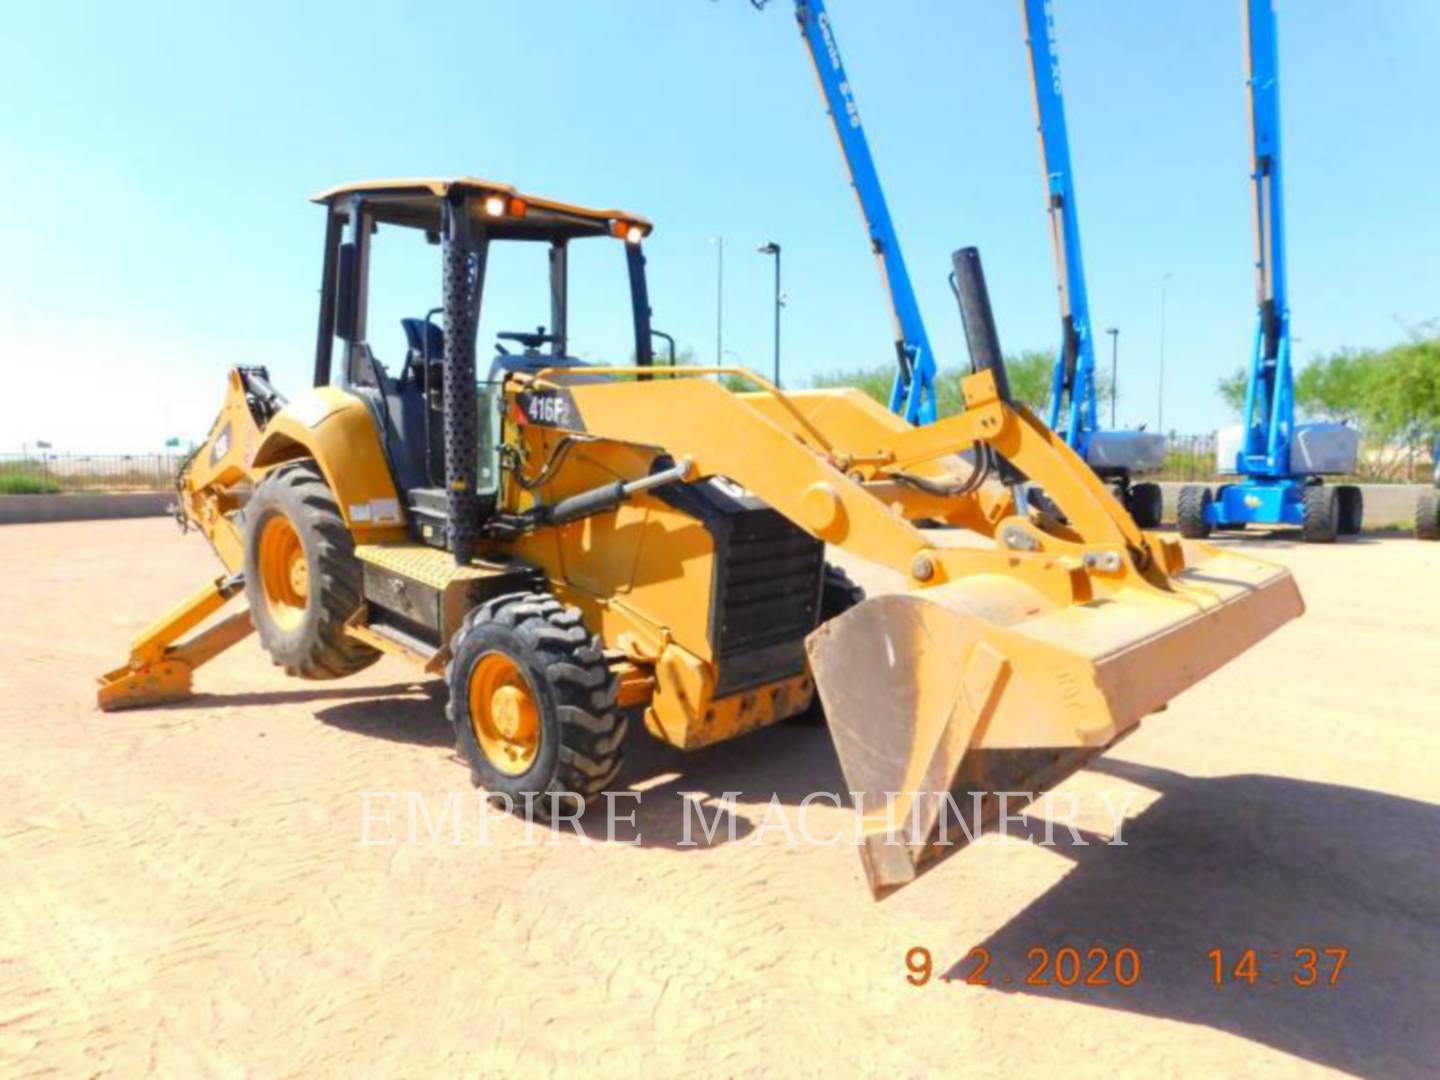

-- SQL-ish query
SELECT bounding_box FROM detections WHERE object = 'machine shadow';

[206,681,431,711]
[946,759,1440,1079]
[601,718,849,849]
[312,686,848,848]
[313,682,455,749]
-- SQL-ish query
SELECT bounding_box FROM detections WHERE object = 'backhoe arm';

[96,366,280,710]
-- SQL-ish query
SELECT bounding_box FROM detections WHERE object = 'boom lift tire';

[1336,485,1364,536]
[1176,485,1213,539]
[1301,484,1339,543]
[793,564,867,725]
[446,592,624,816]
[1416,490,1440,540]
[1126,482,1164,529]
[242,462,381,679]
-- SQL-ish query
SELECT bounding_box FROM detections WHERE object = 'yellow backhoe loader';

[99,178,1302,896]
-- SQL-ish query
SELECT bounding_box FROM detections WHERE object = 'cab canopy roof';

[310,177,653,242]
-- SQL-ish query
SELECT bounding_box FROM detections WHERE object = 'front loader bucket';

[806,544,1302,897]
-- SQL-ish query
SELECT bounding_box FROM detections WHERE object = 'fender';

[252,387,408,542]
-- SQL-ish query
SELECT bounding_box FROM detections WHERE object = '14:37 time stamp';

[904,945,1349,988]
[1208,946,1348,987]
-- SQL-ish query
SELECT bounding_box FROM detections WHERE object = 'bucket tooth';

[807,547,1302,896]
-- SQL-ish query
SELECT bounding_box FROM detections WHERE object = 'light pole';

[1158,272,1172,433]
[1105,327,1119,428]
[758,242,782,386]
[710,236,725,366]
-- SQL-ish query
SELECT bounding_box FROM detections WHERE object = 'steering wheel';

[497,326,558,352]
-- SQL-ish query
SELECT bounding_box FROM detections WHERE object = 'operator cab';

[309,178,659,554]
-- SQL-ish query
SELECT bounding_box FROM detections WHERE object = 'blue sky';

[2,0,1436,451]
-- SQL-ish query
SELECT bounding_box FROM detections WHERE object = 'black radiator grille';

[657,479,827,699]
[712,507,824,696]
[717,522,823,653]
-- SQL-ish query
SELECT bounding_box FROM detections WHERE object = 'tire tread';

[445,591,623,813]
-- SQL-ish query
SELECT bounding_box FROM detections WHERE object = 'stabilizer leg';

[97,575,254,711]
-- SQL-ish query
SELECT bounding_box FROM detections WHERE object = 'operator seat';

[353,319,442,500]
[400,318,445,399]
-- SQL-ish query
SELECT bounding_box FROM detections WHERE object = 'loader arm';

[527,361,1302,896]
[531,364,1154,602]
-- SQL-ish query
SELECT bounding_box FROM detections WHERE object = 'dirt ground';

[1,519,1436,1077]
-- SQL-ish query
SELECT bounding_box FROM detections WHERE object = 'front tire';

[446,592,624,815]
[243,461,380,679]
[1301,485,1339,543]
[1176,485,1213,539]
[1127,482,1164,529]
[1337,485,1364,536]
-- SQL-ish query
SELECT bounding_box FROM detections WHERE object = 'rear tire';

[243,461,380,679]
[1416,490,1440,541]
[1126,482,1164,529]
[1336,485,1364,536]
[1301,485,1339,543]
[794,564,866,725]
[1176,485,1213,539]
[446,592,624,816]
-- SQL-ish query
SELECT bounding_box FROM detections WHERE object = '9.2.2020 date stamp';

[904,944,1350,989]
[906,945,1142,988]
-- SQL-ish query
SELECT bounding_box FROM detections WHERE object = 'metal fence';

[1154,433,1434,484]
[2,435,1429,494]
[0,452,188,493]
[1156,434,1222,483]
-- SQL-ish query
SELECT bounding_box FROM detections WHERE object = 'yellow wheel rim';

[257,515,308,630]
[468,653,541,776]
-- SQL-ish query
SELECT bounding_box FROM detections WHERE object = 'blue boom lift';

[1019,0,1166,527]
[754,0,939,425]
[1178,0,1362,543]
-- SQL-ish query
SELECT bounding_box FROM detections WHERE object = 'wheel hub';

[469,654,540,776]
[288,556,308,597]
[491,685,536,741]
[257,514,308,630]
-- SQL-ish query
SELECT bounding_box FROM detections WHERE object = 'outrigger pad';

[806,545,1303,896]
[97,660,198,712]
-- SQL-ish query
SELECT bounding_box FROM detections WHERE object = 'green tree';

[809,350,1104,418]
[1216,367,1249,416]
[1218,335,1440,479]
[1294,349,1375,422]
[1003,350,1060,414]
